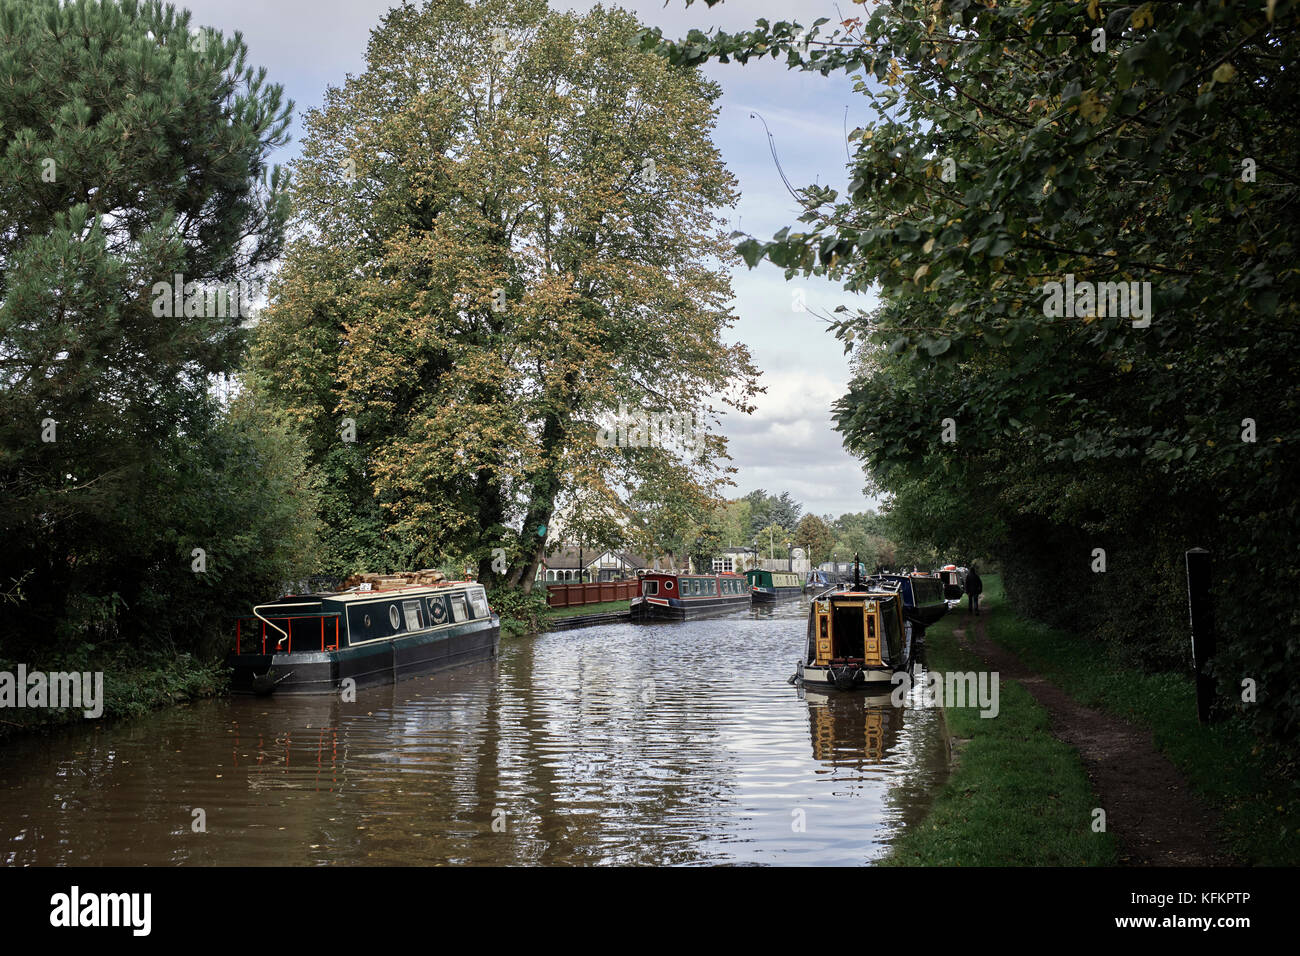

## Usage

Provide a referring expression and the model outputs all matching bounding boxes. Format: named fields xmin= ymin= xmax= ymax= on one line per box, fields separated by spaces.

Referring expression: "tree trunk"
xmin=507 ymin=409 xmax=567 ymax=592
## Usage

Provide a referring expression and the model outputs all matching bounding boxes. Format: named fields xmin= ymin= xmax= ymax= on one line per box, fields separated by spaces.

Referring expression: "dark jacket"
xmin=965 ymin=570 xmax=983 ymax=596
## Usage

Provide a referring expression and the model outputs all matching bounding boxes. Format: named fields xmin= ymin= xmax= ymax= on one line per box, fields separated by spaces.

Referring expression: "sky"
xmin=179 ymin=0 xmax=884 ymax=518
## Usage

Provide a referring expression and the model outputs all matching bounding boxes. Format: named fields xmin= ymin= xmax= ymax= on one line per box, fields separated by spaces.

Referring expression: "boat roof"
xmin=815 ymin=588 xmax=899 ymax=602
xmin=641 ymin=569 xmax=743 ymax=576
xmin=273 ymin=582 xmax=482 ymax=604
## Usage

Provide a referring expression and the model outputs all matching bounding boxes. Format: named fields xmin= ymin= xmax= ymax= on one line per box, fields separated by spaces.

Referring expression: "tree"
xmin=0 ymin=0 xmax=306 ymax=661
xmin=756 ymin=522 xmax=792 ymax=562
xmin=646 ymin=1 xmax=1300 ymax=743
xmin=741 ymin=489 xmax=801 ymax=537
xmin=794 ymin=513 xmax=834 ymax=565
xmin=717 ymin=498 xmax=751 ymax=547
xmin=253 ymin=0 xmax=759 ymax=591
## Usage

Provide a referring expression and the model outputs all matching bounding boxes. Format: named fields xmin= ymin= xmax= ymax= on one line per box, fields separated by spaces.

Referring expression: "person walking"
xmin=965 ymin=565 xmax=983 ymax=615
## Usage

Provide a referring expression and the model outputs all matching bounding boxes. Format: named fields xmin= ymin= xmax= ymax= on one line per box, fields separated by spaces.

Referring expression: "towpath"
xmin=951 ymin=610 xmax=1232 ymax=866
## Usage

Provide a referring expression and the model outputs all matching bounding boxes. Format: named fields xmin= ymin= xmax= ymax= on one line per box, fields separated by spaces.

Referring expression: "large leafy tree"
xmin=254 ymin=0 xmax=758 ymax=589
xmin=647 ymin=1 xmax=1299 ymax=742
xmin=0 ymin=0 xmax=310 ymax=660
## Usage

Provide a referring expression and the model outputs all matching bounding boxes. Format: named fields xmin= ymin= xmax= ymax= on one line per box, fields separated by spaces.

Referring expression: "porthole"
xmin=389 ymin=604 xmax=401 ymax=629
xmin=664 ymin=580 xmax=674 ymax=591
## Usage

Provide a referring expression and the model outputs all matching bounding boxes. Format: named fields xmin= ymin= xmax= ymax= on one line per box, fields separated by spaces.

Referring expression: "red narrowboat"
xmin=630 ymin=570 xmax=751 ymax=620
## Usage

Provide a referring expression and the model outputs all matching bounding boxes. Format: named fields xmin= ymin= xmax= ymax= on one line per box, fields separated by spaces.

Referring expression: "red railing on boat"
xmin=236 ymin=614 xmax=342 ymax=655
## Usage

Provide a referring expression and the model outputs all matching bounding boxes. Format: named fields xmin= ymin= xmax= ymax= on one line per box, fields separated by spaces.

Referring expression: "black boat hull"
xmin=630 ymin=595 xmax=751 ymax=621
xmin=226 ymin=616 xmax=500 ymax=695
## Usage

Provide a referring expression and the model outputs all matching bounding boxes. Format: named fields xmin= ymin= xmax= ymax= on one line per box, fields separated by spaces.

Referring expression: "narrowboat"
xmin=866 ymin=572 xmax=950 ymax=627
xmin=226 ymin=575 xmax=500 ymax=695
xmin=937 ymin=564 xmax=966 ymax=602
xmin=796 ymin=584 xmax=914 ymax=691
xmin=745 ymin=568 xmax=803 ymax=602
xmin=804 ymin=569 xmax=837 ymax=593
xmin=630 ymin=570 xmax=750 ymax=620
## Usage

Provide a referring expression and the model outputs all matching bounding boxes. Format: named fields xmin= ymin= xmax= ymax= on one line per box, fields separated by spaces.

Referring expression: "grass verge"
xmin=542 ymin=599 xmax=632 ymax=620
xmin=980 ymin=576 xmax=1299 ymax=865
xmin=883 ymin=578 xmax=1118 ymax=866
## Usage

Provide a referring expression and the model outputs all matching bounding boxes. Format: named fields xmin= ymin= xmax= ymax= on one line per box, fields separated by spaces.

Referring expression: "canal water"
xmin=0 ymin=600 xmax=949 ymax=866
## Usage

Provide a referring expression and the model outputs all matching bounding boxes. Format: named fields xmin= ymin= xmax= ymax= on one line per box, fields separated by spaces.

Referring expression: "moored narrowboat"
xmin=866 ymin=572 xmax=949 ymax=627
xmin=745 ymin=568 xmax=803 ymax=602
xmin=630 ymin=570 xmax=750 ymax=620
xmin=796 ymin=585 xmax=914 ymax=691
xmin=936 ymin=564 xmax=966 ymax=602
xmin=804 ymin=569 xmax=836 ymax=593
xmin=226 ymin=575 xmax=500 ymax=695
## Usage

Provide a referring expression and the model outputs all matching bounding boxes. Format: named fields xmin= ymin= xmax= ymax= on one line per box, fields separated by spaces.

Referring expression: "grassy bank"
xmin=978 ymin=577 xmax=1300 ymax=865
xmin=0 ymin=650 xmax=227 ymax=741
xmin=542 ymin=599 xmax=632 ymax=620
xmin=884 ymin=576 xmax=1117 ymax=865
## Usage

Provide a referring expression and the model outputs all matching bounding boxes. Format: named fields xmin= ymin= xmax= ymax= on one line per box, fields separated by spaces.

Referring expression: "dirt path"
xmin=951 ymin=608 xmax=1232 ymax=866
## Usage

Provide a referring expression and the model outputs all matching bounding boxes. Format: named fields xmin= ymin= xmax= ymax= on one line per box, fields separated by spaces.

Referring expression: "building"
xmin=711 ymin=546 xmax=810 ymax=575
xmin=536 ymin=547 xmax=648 ymax=583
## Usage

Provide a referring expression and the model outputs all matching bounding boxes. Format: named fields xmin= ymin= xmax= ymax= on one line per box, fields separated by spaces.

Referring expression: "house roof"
xmin=541 ymin=547 xmax=647 ymax=569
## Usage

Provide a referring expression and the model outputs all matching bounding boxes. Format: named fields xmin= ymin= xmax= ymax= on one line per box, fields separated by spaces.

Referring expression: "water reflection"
xmin=0 ymin=600 xmax=948 ymax=866
xmin=803 ymin=688 xmax=903 ymax=767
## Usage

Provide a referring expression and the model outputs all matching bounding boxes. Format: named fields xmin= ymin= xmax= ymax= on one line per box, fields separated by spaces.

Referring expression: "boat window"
xmin=469 ymin=588 xmax=489 ymax=618
xmin=402 ymin=600 xmax=422 ymax=630
xmin=389 ymin=604 xmax=401 ymax=630
xmin=664 ymin=579 xmax=674 ymax=592
xmin=449 ymin=593 xmax=469 ymax=623
xmin=644 ymin=580 xmax=658 ymax=595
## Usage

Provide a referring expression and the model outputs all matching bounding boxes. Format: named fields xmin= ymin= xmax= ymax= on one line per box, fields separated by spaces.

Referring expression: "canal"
xmin=0 ymin=600 xmax=949 ymax=865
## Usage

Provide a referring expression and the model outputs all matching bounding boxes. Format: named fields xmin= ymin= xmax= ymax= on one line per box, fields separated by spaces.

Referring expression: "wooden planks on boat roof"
xmin=339 ymin=570 xmax=448 ymax=591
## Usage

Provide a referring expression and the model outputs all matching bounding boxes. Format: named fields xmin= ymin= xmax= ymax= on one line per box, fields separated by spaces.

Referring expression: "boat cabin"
xmin=807 ymin=591 xmax=908 ymax=672
xmin=234 ymin=583 xmax=492 ymax=655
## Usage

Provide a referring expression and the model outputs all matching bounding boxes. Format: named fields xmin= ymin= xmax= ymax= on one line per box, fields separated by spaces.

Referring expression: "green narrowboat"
xmin=226 ymin=578 xmax=500 ymax=695
xmin=745 ymin=568 xmax=803 ymax=602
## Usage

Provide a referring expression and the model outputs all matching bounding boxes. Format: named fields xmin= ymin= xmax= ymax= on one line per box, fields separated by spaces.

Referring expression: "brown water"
xmin=0 ymin=600 xmax=949 ymax=866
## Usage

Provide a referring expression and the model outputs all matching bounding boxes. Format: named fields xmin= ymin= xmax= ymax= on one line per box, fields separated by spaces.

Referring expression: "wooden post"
xmin=1186 ymin=548 xmax=1216 ymax=724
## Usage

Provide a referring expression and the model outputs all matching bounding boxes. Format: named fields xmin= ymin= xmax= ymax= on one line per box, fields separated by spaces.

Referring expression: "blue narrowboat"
xmin=745 ymin=568 xmax=803 ymax=602
xmin=866 ymin=573 xmax=949 ymax=627
xmin=226 ymin=577 xmax=500 ymax=695
xmin=630 ymin=570 xmax=750 ymax=620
